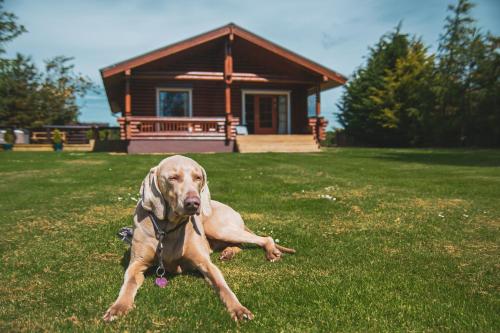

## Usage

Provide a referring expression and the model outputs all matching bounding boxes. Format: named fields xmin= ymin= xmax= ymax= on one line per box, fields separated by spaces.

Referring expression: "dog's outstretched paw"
xmin=102 ymin=302 xmax=132 ymax=322
xmin=219 ymin=248 xmax=235 ymax=261
xmin=229 ymin=305 xmax=254 ymax=322
xmin=265 ymin=247 xmax=282 ymax=262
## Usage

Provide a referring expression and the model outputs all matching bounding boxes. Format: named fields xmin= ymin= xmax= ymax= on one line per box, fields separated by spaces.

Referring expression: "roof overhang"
xmin=100 ymin=23 xmax=347 ymax=87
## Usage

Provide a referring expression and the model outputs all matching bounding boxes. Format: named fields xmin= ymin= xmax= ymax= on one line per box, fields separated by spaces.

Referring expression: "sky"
xmin=4 ymin=0 xmax=500 ymax=128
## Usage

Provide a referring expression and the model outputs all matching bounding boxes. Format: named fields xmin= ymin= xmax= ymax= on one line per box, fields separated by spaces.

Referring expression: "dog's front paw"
xmin=264 ymin=237 xmax=282 ymax=262
xmin=219 ymin=248 xmax=236 ymax=261
xmin=229 ymin=305 xmax=254 ymax=322
xmin=102 ymin=302 xmax=133 ymax=322
xmin=265 ymin=245 xmax=282 ymax=262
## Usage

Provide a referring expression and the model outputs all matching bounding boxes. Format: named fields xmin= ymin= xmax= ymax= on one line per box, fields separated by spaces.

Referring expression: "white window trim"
xmin=156 ymin=87 xmax=193 ymax=117
xmin=241 ymin=89 xmax=291 ymax=134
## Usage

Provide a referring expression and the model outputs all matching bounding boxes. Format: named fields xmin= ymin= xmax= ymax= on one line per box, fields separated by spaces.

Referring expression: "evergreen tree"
xmin=338 ymin=24 xmax=410 ymax=145
xmin=467 ymin=34 xmax=500 ymax=146
xmin=338 ymin=0 xmax=499 ymax=147
xmin=436 ymin=0 xmax=480 ymax=145
xmin=370 ymin=39 xmax=436 ymax=146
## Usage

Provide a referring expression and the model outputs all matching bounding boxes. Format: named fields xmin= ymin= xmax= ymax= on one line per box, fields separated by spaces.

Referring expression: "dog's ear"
xmin=200 ymin=166 xmax=212 ymax=216
xmin=140 ymin=166 xmax=167 ymax=220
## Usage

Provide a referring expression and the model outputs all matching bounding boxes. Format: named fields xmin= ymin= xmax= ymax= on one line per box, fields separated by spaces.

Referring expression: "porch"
xmin=117 ymin=115 xmax=327 ymax=153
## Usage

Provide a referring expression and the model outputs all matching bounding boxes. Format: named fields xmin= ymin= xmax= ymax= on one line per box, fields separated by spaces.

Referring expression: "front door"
xmin=254 ymin=95 xmax=278 ymax=134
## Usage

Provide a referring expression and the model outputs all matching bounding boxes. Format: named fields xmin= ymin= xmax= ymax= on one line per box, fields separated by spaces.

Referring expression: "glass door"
xmin=254 ymin=95 xmax=278 ymax=134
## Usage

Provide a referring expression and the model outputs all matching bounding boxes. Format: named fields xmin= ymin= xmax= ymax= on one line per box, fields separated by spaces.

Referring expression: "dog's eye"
xmin=194 ymin=176 xmax=202 ymax=182
xmin=168 ymin=175 xmax=179 ymax=182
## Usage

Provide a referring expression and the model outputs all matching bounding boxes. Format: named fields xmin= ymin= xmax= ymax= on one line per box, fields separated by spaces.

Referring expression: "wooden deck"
xmin=11 ymin=142 xmax=95 ymax=152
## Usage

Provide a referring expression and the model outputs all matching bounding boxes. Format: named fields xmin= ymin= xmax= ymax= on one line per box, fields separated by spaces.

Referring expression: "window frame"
xmin=156 ymin=87 xmax=193 ymax=117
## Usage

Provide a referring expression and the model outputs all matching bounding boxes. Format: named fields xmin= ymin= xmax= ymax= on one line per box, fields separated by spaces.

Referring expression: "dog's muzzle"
xmin=184 ymin=196 xmax=200 ymax=215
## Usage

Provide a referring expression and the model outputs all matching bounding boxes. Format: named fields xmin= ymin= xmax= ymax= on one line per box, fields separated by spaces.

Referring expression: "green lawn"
xmin=0 ymin=149 xmax=499 ymax=332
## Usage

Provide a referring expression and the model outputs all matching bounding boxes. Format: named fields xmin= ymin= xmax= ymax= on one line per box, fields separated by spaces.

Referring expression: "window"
xmin=157 ymin=88 xmax=192 ymax=117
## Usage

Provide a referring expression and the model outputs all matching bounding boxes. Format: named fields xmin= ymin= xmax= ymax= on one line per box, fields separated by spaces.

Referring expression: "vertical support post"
xmin=315 ymin=86 xmax=321 ymax=117
xmin=124 ymin=69 xmax=132 ymax=139
xmin=225 ymin=84 xmax=232 ymax=142
xmin=315 ymin=86 xmax=321 ymax=143
xmin=224 ymin=34 xmax=233 ymax=143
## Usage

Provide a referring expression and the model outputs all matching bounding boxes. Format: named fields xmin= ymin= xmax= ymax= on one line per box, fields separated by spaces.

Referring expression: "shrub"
xmin=52 ymin=129 xmax=63 ymax=144
xmin=3 ymin=129 xmax=15 ymax=144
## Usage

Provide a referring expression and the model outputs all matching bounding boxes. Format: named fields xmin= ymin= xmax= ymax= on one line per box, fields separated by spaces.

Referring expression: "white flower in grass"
xmin=130 ymin=197 xmax=138 ymax=202
xmin=275 ymin=239 xmax=280 ymax=243
xmin=463 ymin=214 xmax=469 ymax=218
xmin=117 ymin=197 xmax=123 ymax=201
xmin=438 ymin=212 xmax=445 ymax=218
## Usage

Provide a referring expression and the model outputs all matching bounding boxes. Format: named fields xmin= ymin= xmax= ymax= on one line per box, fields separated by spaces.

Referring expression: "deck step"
xmin=236 ymin=135 xmax=319 ymax=153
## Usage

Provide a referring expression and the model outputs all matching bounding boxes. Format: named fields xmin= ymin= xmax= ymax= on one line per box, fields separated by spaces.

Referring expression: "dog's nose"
xmin=184 ymin=196 xmax=200 ymax=212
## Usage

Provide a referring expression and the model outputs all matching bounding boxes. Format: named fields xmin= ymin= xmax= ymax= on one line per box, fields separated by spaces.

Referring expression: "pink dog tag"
xmin=155 ymin=277 xmax=168 ymax=288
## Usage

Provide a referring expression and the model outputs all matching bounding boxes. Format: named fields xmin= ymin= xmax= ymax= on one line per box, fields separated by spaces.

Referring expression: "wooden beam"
xmin=125 ymin=69 xmax=131 ymax=116
xmin=124 ymin=70 xmax=132 ymax=140
xmin=224 ymin=38 xmax=233 ymax=84
xmin=224 ymin=32 xmax=233 ymax=143
xmin=225 ymin=83 xmax=232 ymax=143
xmin=232 ymin=74 xmax=316 ymax=85
xmin=225 ymin=85 xmax=231 ymax=116
xmin=132 ymin=71 xmax=318 ymax=85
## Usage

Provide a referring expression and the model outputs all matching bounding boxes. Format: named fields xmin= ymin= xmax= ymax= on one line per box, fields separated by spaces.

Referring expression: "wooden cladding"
xmin=131 ymin=80 xmax=226 ymax=118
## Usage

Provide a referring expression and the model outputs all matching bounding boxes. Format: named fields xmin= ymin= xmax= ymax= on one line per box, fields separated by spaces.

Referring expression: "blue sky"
xmin=5 ymin=0 xmax=500 ymax=128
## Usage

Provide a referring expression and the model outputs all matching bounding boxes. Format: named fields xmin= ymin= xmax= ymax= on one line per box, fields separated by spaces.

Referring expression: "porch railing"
xmin=308 ymin=116 xmax=328 ymax=146
xmin=118 ymin=116 xmax=239 ymax=141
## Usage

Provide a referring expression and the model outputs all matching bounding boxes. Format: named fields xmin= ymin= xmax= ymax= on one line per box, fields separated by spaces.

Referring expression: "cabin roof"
xmin=100 ymin=23 xmax=347 ymax=85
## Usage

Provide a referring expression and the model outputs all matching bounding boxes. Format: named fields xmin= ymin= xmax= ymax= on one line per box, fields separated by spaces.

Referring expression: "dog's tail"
xmin=244 ymin=226 xmax=296 ymax=254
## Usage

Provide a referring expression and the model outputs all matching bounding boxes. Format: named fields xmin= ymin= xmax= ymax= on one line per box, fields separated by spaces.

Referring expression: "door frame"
xmin=241 ymin=89 xmax=291 ymax=134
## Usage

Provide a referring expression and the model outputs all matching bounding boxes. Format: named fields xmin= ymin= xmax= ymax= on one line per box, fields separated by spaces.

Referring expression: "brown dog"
xmin=103 ymin=155 xmax=295 ymax=322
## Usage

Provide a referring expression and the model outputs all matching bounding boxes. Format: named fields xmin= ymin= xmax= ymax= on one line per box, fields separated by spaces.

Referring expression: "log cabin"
xmin=100 ymin=23 xmax=347 ymax=153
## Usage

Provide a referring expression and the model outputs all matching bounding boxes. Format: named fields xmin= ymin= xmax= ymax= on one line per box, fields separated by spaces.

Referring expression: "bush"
xmin=52 ymin=129 xmax=63 ymax=144
xmin=3 ymin=129 xmax=15 ymax=144
xmin=320 ymin=131 xmax=336 ymax=147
